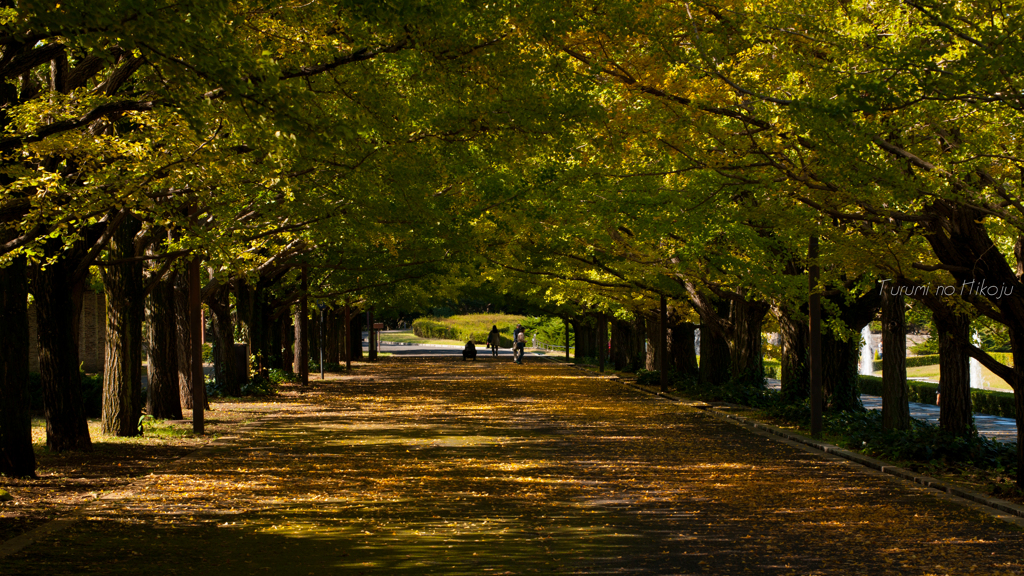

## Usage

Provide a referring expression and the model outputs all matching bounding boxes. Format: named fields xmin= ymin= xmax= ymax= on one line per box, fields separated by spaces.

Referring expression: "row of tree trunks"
xmin=572 ymin=316 xmax=596 ymax=361
xmin=33 ymin=239 xmax=92 ymax=451
xmin=777 ymin=302 xmax=810 ymax=401
xmin=689 ymin=290 xmax=732 ymax=387
xmin=101 ymin=214 xmax=144 ymax=437
xmin=730 ymin=297 xmax=770 ymax=387
xmin=0 ymin=256 xmax=36 ymax=476
xmin=821 ymin=287 xmax=880 ymax=412
xmin=644 ymin=311 xmax=660 ymax=372
xmin=610 ymin=311 xmax=643 ymax=368
xmin=609 ymin=312 xmax=696 ymax=381
xmin=210 ymin=285 xmax=241 ymax=396
xmin=920 ymin=201 xmax=1024 ymax=485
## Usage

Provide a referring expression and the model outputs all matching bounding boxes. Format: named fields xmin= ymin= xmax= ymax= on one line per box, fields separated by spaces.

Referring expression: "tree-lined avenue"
xmin=4 ymin=357 xmax=1023 ymax=575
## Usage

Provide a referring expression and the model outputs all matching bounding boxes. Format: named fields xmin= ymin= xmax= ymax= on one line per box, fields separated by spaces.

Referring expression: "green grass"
xmin=874 ymin=363 xmax=1014 ymax=392
xmin=141 ymin=419 xmax=194 ymax=439
xmin=380 ymin=329 xmax=571 ymax=355
xmin=380 ymin=329 xmax=466 ymax=346
xmin=411 ymin=314 xmax=528 ymax=346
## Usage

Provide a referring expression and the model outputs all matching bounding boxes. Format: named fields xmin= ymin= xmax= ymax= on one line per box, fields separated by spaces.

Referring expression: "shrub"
xmin=639 ymin=368 xmax=773 ymax=407
xmin=826 ymin=410 xmax=1016 ymax=472
xmin=29 ymin=371 xmax=103 ymax=418
xmin=971 ymin=388 xmax=1016 ymax=419
xmin=243 ymin=368 xmax=288 ymax=396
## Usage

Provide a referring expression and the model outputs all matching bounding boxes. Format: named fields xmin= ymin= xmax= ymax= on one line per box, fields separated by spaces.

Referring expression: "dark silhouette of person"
xmin=463 ymin=341 xmax=477 ymax=361
xmin=488 ymin=325 xmax=500 ymax=357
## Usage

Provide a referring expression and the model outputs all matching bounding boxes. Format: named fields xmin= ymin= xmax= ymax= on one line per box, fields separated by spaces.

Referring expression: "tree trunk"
xmin=821 ymin=286 xmax=878 ymax=412
xmin=778 ymin=303 xmax=810 ymax=401
xmin=326 ymin=311 xmax=340 ymax=365
xmin=33 ymin=241 xmax=92 ymax=451
xmin=645 ymin=311 xmax=661 ymax=372
xmin=174 ymin=273 xmax=196 ymax=409
xmin=349 ymin=311 xmax=364 ymax=361
xmin=629 ymin=314 xmax=646 ymax=371
xmin=345 ymin=304 xmax=353 ymax=369
xmin=101 ymin=214 xmax=144 ymax=437
xmin=931 ymin=303 xmax=972 ymax=435
xmin=209 ymin=286 xmax=240 ymax=396
xmin=659 ymin=296 xmax=668 ymax=391
xmin=571 ymin=319 xmax=584 ymax=360
xmin=146 ymin=272 xmax=183 ymax=420
xmin=597 ymin=313 xmax=607 ymax=372
xmin=0 ymin=256 xmax=36 ymax=476
xmin=881 ymin=288 xmax=910 ymax=430
xmin=236 ymin=280 xmax=270 ymax=377
xmin=611 ymin=319 xmax=627 ymax=370
xmin=822 ymin=331 xmax=862 ymax=412
xmin=188 ymin=253 xmax=204 ymax=433
xmin=257 ymin=289 xmax=273 ymax=376
xmin=294 ymin=288 xmax=308 ymax=385
xmin=691 ymin=291 xmax=731 ymax=386
xmin=311 ymin=309 xmax=322 ymax=367
xmin=729 ymin=297 xmax=768 ymax=387
xmin=282 ymin=310 xmax=294 ymax=371
xmin=670 ymin=321 xmax=699 ymax=382
xmin=267 ymin=315 xmax=282 ymax=370
xmin=699 ymin=324 xmax=731 ymax=386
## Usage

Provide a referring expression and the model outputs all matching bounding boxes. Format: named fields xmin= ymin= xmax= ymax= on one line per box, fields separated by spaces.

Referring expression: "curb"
xmin=610 ymin=376 xmax=1024 ymax=528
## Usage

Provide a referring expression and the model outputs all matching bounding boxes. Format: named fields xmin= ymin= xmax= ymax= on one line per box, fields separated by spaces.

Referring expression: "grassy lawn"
xmin=380 ymin=330 xmax=575 ymax=356
xmin=378 ymin=329 xmax=465 ymax=346
xmin=874 ymin=364 xmax=1014 ymax=392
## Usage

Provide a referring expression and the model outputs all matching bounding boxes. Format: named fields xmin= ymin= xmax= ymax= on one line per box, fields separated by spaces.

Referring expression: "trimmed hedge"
xmin=858 ymin=375 xmax=1016 ymax=419
xmin=872 ymin=352 xmax=1015 ymax=372
xmin=872 ymin=354 xmax=940 ymax=372
xmin=972 ymin=388 xmax=1017 ymax=420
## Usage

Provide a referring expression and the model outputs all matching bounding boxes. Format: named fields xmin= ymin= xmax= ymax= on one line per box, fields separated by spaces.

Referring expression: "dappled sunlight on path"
xmin=5 ymin=357 xmax=1024 ymax=574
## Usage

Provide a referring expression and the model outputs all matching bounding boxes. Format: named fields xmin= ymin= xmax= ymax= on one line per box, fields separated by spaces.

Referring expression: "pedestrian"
xmin=488 ymin=325 xmax=500 ymax=358
xmin=936 ymin=381 xmax=941 ymax=406
xmin=462 ymin=340 xmax=477 ymax=361
xmin=514 ymin=324 xmax=526 ymax=364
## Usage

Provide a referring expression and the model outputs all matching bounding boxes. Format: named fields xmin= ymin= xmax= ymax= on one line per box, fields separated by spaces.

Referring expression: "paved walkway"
xmin=5 ymin=357 xmax=1024 ymax=574
xmin=763 ymin=379 xmax=1018 ymax=444
xmin=859 ymin=395 xmax=1018 ymax=443
xmin=389 ymin=345 xmax=1019 ymax=444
